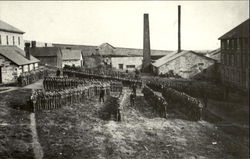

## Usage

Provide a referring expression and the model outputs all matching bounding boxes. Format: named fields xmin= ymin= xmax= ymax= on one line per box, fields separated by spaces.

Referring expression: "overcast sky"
xmin=0 ymin=1 xmax=248 ymax=50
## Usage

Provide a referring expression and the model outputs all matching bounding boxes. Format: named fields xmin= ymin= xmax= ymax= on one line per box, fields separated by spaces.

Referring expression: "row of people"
xmin=142 ymin=86 xmax=168 ymax=118
xmin=30 ymin=83 xmax=111 ymax=111
xmin=43 ymin=76 xmax=122 ymax=93
xmin=63 ymin=67 xmax=142 ymax=88
xmin=161 ymin=86 xmax=203 ymax=121
xmin=17 ymin=69 xmax=48 ymax=87
xmin=145 ymin=78 xmax=224 ymax=101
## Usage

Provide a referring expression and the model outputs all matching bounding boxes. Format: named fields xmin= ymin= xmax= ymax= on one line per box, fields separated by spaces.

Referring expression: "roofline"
xmin=0 ymin=29 xmax=25 ymax=34
xmin=218 ymin=19 xmax=249 ymax=40
xmin=153 ymin=50 xmax=216 ymax=68
xmin=0 ymin=53 xmax=38 ymax=66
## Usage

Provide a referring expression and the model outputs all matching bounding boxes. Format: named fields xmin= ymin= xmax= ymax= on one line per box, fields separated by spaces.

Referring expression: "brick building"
xmin=219 ymin=19 xmax=249 ymax=91
xmin=0 ymin=20 xmax=25 ymax=51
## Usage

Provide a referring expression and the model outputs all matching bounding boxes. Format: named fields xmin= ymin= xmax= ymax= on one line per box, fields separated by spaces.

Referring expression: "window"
xmin=119 ymin=64 xmax=123 ymax=70
xmin=13 ymin=36 xmax=15 ymax=45
xmin=221 ymin=54 xmax=224 ymax=64
xmin=18 ymin=37 xmax=20 ymax=45
xmin=234 ymin=39 xmax=237 ymax=50
xmin=198 ymin=63 xmax=204 ymax=66
xmin=126 ymin=65 xmax=135 ymax=68
xmin=243 ymin=38 xmax=249 ymax=49
xmin=221 ymin=40 xmax=225 ymax=50
xmin=6 ymin=35 xmax=9 ymax=45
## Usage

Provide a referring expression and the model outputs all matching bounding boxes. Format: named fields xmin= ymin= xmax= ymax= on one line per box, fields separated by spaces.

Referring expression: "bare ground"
xmin=35 ymin=88 xmax=249 ymax=159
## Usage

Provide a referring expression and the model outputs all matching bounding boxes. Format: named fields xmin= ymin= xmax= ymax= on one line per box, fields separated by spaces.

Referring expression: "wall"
xmin=220 ymin=37 xmax=249 ymax=90
xmin=111 ymin=56 xmax=143 ymax=71
xmin=36 ymin=56 xmax=58 ymax=68
xmin=157 ymin=52 xmax=215 ymax=79
xmin=0 ymin=31 xmax=24 ymax=51
xmin=0 ymin=55 xmax=19 ymax=83
xmin=62 ymin=60 xmax=81 ymax=67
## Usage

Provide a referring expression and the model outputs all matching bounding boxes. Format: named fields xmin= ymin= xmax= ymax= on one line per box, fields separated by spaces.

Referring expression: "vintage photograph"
xmin=0 ymin=1 xmax=249 ymax=159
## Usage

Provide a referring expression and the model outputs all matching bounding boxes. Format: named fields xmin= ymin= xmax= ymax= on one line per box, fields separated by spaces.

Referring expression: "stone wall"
xmin=157 ymin=52 xmax=215 ymax=79
xmin=0 ymin=55 xmax=20 ymax=83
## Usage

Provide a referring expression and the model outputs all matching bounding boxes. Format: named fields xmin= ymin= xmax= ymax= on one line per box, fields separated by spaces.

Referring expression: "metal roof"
xmin=0 ymin=20 xmax=25 ymax=34
xmin=0 ymin=46 xmax=39 ymax=66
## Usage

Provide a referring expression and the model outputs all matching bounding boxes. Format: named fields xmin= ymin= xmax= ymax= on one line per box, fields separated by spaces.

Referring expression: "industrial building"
xmin=219 ymin=19 xmax=249 ymax=91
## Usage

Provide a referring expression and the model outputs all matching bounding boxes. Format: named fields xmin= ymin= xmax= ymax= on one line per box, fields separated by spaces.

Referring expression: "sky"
xmin=0 ymin=1 xmax=249 ymax=50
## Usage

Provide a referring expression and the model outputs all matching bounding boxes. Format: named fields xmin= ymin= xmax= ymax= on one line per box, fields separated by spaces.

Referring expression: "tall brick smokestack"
xmin=178 ymin=5 xmax=181 ymax=53
xmin=142 ymin=13 xmax=151 ymax=72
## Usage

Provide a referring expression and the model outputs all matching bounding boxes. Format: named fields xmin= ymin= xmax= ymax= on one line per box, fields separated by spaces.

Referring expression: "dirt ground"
xmin=0 ymin=89 xmax=34 ymax=159
xmin=35 ymin=88 xmax=249 ymax=159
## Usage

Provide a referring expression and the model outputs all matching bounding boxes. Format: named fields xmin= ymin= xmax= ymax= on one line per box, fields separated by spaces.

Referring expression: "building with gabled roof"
xmin=30 ymin=47 xmax=62 ymax=68
xmin=152 ymin=50 xmax=217 ymax=79
xmin=0 ymin=20 xmax=25 ymax=50
xmin=61 ymin=49 xmax=83 ymax=67
xmin=0 ymin=45 xmax=39 ymax=84
xmin=219 ymin=19 xmax=249 ymax=91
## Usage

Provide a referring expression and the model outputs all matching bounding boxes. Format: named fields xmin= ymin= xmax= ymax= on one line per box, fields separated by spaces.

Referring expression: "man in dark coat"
xmin=99 ymin=86 xmax=105 ymax=103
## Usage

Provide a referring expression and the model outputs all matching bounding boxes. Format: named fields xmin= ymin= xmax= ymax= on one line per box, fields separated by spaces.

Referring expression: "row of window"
xmin=0 ymin=35 xmax=21 ymax=46
xmin=221 ymin=38 xmax=249 ymax=50
xmin=118 ymin=64 xmax=136 ymax=69
xmin=221 ymin=54 xmax=247 ymax=68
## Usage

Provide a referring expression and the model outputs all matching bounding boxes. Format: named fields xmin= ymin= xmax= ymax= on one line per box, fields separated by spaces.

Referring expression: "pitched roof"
xmin=30 ymin=47 xmax=61 ymax=57
xmin=61 ymin=49 xmax=82 ymax=60
xmin=53 ymin=43 xmax=97 ymax=56
xmin=53 ymin=43 xmax=172 ymax=57
xmin=113 ymin=47 xmax=171 ymax=57
xmin=0 ymin=46 xmax=39 ymax=66
xmin=219 ymin=19 xmax=249 ymax=39
xmin=0 ymin=20 xmax=25 ymax=34
xmin=152 ymin=50 xmax=216 ymax=68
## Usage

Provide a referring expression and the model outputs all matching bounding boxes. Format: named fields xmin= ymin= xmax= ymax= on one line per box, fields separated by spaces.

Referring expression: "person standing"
xmin=130 ymin=93 xmax=135 ymax=107
xmin=99 ymin=86 xmax=105 ymax=103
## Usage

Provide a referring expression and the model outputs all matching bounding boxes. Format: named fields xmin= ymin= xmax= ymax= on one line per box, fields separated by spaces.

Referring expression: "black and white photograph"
xmin=0 ymin=1 xmax=249 ymax=159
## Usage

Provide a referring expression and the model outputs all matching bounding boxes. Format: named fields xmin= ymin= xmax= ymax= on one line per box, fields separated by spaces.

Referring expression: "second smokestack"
xmin=178 ymin=5 xmax=181 ymax=53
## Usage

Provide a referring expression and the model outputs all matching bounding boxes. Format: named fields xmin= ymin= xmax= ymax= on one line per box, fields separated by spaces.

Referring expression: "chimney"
xmin=24 ymin=43 xmax=31 ymax=60
xmin=178 ymin=5 xmax=181 ymax=53
xmin=142 ymin=13 xmax=151 ymax=72
xmin=31 ymin=41 xmax=36 ymax=48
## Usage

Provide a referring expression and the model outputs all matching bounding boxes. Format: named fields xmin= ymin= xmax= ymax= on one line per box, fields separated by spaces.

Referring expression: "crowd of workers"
xmin=17 ymin=68 xmax=49 ymax=87
xmin=142 ymin=85 xmax=168 ymax=118
xmin=161 ymin=86 xmax=203 ymax=121
xmin=63 ymin=66 xmax=142 ymax=88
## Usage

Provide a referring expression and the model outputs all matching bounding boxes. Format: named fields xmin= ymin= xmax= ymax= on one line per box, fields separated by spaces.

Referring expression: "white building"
xmin=0 ymin=20 xmax=25 ymax=51
xmin=111 ymin=56 xmax=143 ymax=71
xmin=61 ymin=49 xmax=83 ymax=67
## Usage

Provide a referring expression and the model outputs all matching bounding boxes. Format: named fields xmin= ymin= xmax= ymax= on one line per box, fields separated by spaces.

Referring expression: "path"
xmin=0 ymin=79 xmax=44 ymax=94
xmin=30 ymin=113 xmax=44 ymax=159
